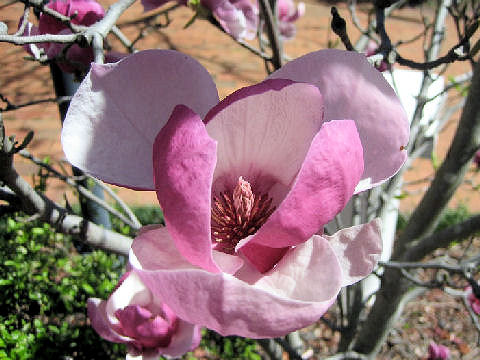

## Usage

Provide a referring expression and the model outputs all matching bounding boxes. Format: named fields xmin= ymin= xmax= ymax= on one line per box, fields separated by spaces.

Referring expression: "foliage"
xmin=131 ymin=206 xmax=164 ymax=226
xmin=199 ymin=330 xmax=262 ymax=360
xmin=0 ymin=215 xmax=125 ymax=360
xmin=0 ymin=211 xmax=262 ymax=359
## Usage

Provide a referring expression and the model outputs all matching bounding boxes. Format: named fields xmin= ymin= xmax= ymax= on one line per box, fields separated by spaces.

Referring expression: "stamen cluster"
xmin=211 ymin=177 xmax=275 ymax=254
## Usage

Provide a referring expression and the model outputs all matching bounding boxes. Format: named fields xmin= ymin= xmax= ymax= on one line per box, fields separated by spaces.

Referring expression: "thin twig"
xmin=86 ymin=174 xmax=142 ymax=228
xmin=111 ymin=25 xmax=135 ymax=53
xmin=257 ymin=0 xmax=283 ymax=70
xmin=19 ymin=150 xmax=141 ymax=230
xmin=0 ymin=32 xmax=78 ymax=45
xmin=0 ymin=94 xmax=71 ymax=112
xmin=0 ymin=128 xmax=132 ymax=256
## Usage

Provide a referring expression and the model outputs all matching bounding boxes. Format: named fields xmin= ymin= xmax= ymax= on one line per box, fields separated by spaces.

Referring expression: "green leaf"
xmin=81 ymin=283 xmax=95 ymax=295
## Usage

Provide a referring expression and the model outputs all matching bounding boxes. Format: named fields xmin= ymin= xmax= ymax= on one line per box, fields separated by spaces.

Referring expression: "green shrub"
xmin=0 ymin=216 xmax=125 ymax=359
xmin=0 ymin=211 xmax=261 ymax=359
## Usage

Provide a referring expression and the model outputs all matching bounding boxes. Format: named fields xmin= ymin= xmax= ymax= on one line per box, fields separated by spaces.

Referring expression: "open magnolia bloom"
xmin=88 ymin=271 xmax=201 ymax=359
xmin=21 ymin=0 xmax=105 ymax=73
xmin=62 ymin=49 xmax=409 ymax=337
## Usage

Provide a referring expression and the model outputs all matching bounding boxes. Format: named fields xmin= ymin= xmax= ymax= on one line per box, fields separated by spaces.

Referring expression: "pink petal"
xmin=130 ymin=225 xmax=203 ymax=271
xmin=253 ymin=235 xmax=342 ymax=300
xmin=238 ymin=241 xmax=288 ymax=273
xmin=205 ymin=79 xmax=324 ymax=203
xmin=467 ymin=288 xmax=480 ymax=315
xmin=62 ymin=50 xmax=219 ymax=189
xmin=132 ymin=235 xmax=342 ymax=338
xmin=39 ymin=0 xmax=105 ymax=35
xmin=87 ymin=298 xmax=131 ymax=344
xmin=115 ymin=306 xmax=172 ymax=347
xmin=46 ymin=28 xmax=94 ymax=73
xmin=132 ymin=225 xmax=243 ymax=275
xmin=142 ymin=0 xmax=185 ymax=12
xmin=19 ymin=21 xmax=45 ymax=59
xmin=212 ymin=250 xmax=244 ymax=274
xmin=212 ymin=0 xmax=258 ymax=40
xmin=153 ymin=105 xmax=219 ymax=273
xmin=159 ymin=321 xmax=202 ymax=357
xmin=269 ymin=49 xmax=409 ymax=192
xmin=323 ymin=219 xmax=382 ymax=286
xmin=249 ymin=120 xmax=363 ymax=249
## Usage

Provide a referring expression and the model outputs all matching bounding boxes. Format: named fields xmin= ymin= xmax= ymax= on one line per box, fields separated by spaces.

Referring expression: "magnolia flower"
xmin=276 ymin=0 xmax=305 ymax=40
xmin=38 ymin=0 xmax=105 ymax=34
xmin=427 ymin=341 xmax=450 ymax=360
xmin=62 ymin=49 xmax=409 ymax=337
xmin=142 ymin=0 xmax=258 ymax=40
xmin=21 ymin=0 xmax=122 ymax=73
xmin=88 ymin=271 xmax=201 ymax=359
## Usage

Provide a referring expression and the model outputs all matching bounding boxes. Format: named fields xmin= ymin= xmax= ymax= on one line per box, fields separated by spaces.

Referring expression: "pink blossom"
xmin=365 ymin=41 xmax=390 ymax=72
xmin=466 ymin=285 xmax=480 ymax=314
xmin=276 ymin=0 xmax=304 ymax=40
xmin=62 ymin=49 xmax=409 ymax=337
xmin=38 ymin=0 xmax=105 ymax=34
xmin=427 ymin=341 xmax=450 ymax=360
xmin=20 ymin=0 xmax=123 ymax=73
xmin=88 ymin=271 xmax=201 ymax=359
xmin=141 ymin=0 xmax=258 ymax=40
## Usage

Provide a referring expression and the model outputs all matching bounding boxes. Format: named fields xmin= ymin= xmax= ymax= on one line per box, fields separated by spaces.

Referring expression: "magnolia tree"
xmin=0 ymin=0 xmax=479 ymax=358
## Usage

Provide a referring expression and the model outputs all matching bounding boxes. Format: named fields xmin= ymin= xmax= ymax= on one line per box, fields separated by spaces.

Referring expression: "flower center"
xmin=211 ymin=177 xmax=275 ymax=254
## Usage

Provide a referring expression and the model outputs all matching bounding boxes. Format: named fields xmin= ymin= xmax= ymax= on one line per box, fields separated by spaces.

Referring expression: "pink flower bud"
xmin=277 ymin=0 xmax=305 ymax=40
xmin=88 ymin=272 xmax=201 ymax=359
xmin=20 ymin=0 xmax=125 ymax=73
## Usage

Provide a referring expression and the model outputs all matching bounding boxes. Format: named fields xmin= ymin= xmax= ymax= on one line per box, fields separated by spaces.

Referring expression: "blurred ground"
xmin=1 ymin=0 xmax=479 ymax=212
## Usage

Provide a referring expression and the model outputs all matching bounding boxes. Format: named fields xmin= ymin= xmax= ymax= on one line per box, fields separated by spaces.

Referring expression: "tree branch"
xmin=0 ymin=122 xmax=132 ymax=256
xmin=257 ymin=0 xmax=283 ymax=70
xmin=404 ymin=214 xmax=480 ymax=261
xmin=19 ymin=149 xmax=141 ymax=231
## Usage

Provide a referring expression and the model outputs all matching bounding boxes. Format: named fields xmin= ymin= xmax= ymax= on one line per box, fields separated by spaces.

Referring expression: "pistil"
xmin=211 ymin=177 xmax=275 ymax=254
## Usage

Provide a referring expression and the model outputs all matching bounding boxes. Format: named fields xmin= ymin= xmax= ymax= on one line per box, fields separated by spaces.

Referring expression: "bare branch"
xmin=92 ymin=31 xmax=104 ymax=64
xmin=0 ymin=32 xmax=78 ymax=45
xmin=19 ymin=149 xmax=141 ymax=231
xmin=20 ymin=0 xmax=86 ymax=33
xmin=0 ymin=153 xmax=132 ymax=256
xmin=82 ymin=0 xmax=137 ymax=41
xmin=0 ymin=93 xmax=71 ymax=112
xmin=331 ymin=7 xmax=354 ymax=51
xmin=14 ymin=5 xmax=30 ymax=36
xmin=257 ymin=0 xmax=283 ymax=70
xmin=111 ymin=25 xmax=135 ymax=53
xmin=86 ymin=174 xmax=142 ymax=229
xmin=404 ymin=214 xmax=480 ymax=261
